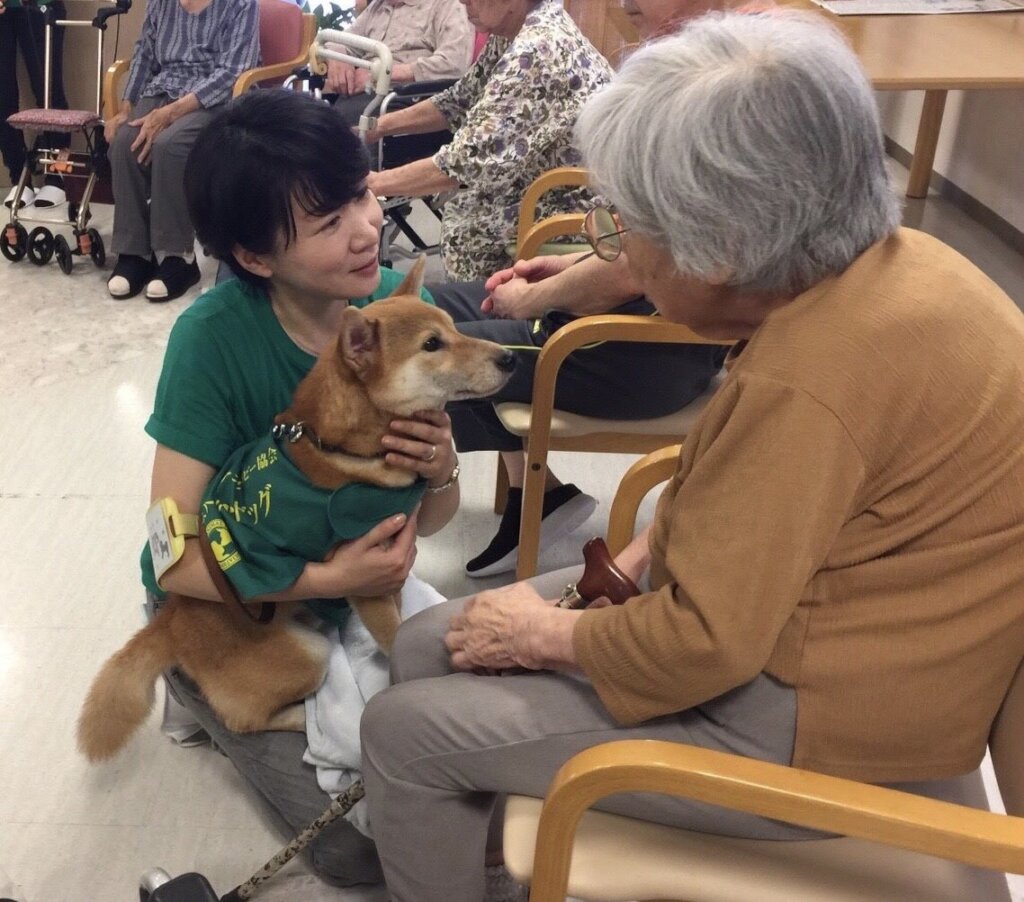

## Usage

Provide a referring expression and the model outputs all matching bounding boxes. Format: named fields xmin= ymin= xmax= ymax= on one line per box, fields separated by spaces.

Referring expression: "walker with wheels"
xmin=1 ymin=0 xmax=130 ymax=273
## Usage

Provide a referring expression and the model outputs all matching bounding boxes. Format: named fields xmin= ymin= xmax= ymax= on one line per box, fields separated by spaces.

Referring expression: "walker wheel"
xmin=1 ymin=222 xmax=28 ymax=262
xmin=87 ymin=228 xmax=105 ymax=267
xmin=53 ymin=234 xmax=74 ymax=274
xmin=27 ymin=226 xmax=55 ymax=266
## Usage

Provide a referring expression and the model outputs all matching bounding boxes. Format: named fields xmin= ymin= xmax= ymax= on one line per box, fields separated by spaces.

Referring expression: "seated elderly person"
xmin=105 ymin=0 xmax=259 ymax=302
xmin=359 ymin=11 xmax=1024 ymax=901
xmin=429 ymin=0 xmax=732 ymax=578
xmin=364 ymin=0 xmax=612 ymax=281
xmin=325 ymin=0 xmax=475 ymax=126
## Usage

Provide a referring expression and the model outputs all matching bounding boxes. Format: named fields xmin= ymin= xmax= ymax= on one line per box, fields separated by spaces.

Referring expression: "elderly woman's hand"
xmin=482 ymin=255 xmax=581 ymax=319
xmin=326 ymin=59 xmax=369 ymax=96
xmin=130 ymin=106 xmax=178 ymax=165
xmin=445 ymin=582 xmax=582 ymax=672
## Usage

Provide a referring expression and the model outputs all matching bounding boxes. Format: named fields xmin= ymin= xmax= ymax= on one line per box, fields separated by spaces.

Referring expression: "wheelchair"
xmin=304 ymin=29 xmax=456 ymax=268
xmin=1 ymin=0 xmax=130 ymax=274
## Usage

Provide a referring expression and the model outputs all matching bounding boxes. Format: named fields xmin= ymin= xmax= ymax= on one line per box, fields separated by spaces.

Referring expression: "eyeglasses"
xmin=580 ymin=205 xmax=630 ymax=263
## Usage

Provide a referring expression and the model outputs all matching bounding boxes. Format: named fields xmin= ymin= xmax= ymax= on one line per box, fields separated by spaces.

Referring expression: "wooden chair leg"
xmin=494 ymin=453 xmax=510 ymax=514
xmin=516 ymin=443 xmax=548 ymax=580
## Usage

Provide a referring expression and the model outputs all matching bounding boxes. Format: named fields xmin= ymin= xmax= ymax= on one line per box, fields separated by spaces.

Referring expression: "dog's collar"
xmin=272 ymin=421 xmax=386 ymax=459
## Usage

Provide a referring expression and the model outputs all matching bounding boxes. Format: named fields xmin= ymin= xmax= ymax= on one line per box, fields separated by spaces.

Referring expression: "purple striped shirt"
xmin=123 ymin=0 xmax=260 ymax=109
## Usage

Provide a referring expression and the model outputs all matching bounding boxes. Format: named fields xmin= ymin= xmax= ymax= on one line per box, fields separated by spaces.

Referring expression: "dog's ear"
xmin=390 ymin=255 xmax=427 ymax=298
xmin=339 ymin=305 xmax=380 ymax=376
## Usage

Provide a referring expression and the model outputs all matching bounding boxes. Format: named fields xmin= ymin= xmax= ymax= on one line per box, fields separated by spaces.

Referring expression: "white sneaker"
xmin=3 ymin=186 xmax=35 ymax=209
xmin=33 ymin=184 xmax=66 ymax=208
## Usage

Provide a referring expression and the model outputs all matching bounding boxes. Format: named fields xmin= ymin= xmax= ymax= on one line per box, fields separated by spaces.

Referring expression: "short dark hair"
xmin=185 ymin=90 xmax=371 ymax=287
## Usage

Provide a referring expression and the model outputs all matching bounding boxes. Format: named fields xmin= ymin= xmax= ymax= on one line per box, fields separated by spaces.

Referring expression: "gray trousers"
xmin=109 ymin=94 xmax=219 ymax=257
xmin=360 ymin=566 xmax=815 ymax=902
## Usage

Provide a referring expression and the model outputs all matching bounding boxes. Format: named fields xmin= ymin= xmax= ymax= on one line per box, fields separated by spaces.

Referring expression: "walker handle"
xmin=93 ymin=0 xmax=131 ymax=31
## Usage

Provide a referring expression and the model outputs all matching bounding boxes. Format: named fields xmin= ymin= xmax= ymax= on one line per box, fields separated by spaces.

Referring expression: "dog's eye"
xmin=422 ymin=335 xmax=444 ymax=352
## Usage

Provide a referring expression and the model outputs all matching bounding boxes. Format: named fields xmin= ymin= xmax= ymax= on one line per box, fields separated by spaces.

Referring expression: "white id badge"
xmin=147 ymin=498 xmax=187 ymax=588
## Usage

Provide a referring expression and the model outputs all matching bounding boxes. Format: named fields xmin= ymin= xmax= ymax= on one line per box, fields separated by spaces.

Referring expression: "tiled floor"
xmin=0 ymin=170 xmax=1022 ymax=901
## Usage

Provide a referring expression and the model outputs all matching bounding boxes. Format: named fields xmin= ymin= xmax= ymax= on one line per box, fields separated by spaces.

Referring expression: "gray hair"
xmin=575 ymin=11 xmax=901 ymax=296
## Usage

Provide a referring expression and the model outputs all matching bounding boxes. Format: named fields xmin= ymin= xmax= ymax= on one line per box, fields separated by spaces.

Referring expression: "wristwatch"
xmin=425 ymin=461 xmax=460 ymax=493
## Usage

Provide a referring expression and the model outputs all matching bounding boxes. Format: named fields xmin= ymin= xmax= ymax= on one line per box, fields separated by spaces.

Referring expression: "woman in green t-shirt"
xmin=144 ymin=90 xmax=461 ymax=886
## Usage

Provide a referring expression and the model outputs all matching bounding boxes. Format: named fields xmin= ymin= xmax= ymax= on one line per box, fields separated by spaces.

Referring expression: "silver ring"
xmin=424 ymin=445 xmax=437 ymax=462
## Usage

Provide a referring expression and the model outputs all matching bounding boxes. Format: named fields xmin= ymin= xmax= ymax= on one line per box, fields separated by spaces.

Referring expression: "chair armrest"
xmin=103 ymin=59 xmax=130 ymax=120
xmin=529 ymin=739 xmax=1024 ymax=901
xmin=516 ymin=213 xmax=586 ymax=262
xmin=525 ymin=315 xmax=724 ymax=478
xmin=516 ymin=166 xmax=590 ymax=253
xmin=605 ymin=444 xmax=681 ymax=557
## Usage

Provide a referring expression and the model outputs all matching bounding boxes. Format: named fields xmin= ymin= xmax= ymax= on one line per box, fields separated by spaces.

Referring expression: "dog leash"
xmin=220 ymin=780 xmax=366 ymax=901
xmin=197 ymin=520 xmax=276 ymax=625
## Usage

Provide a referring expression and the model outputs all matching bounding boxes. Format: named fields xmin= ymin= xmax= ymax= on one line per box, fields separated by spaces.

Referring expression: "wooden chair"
xmin=502 ymin=445 xmax=1022 ymax=902
xmin=102 ymin=0 xmax=317 ymax=117
xmin=494 ymin=167 xmax=728 ymax=580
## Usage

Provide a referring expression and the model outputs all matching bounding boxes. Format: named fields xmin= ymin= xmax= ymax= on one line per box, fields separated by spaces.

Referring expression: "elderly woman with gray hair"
xmin=360 ymin=12 xmax=1024 ymax=901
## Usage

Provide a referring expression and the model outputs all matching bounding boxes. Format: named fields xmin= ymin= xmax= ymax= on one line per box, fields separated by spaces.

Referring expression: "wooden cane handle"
xmin=567 ymin=537 xmax=639 ymax=607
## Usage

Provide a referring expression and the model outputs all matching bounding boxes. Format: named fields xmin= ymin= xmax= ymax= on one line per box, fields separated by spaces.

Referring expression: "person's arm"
xmin=446 ymin=378 xmax=866 ymax=703
xmin=483 ymin=251 xmax=643 ymax=320
xmin=152 ymin=445 xmax=421 ymax=602
xmin=409 ymin=1 xmax=474 ymax=83
xmin=614 ymin=525 xmax=652 ymax=586
xmin=574 ymin=377 xmax=866 ymax=724
xmin=120 ymin=2 xmax=159 ymax=108
xmin=187 ymin=0 xmax=260 ymax=108
xmin=362 ymin=97 xmax=451 ymax=144
xmin=326 ymin=8 xmax=372 ymax=94
xmin=367 ymin=156 xmax=458 ymax=199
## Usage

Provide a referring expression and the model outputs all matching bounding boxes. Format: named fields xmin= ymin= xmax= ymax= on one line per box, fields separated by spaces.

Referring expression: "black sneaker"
xmin=465 ymin=483 xmax=597 ymax=578
xmin=146 ymin=255 xmax=201 ymax=303
xmin=108 ymin=253 xmax=157 ymax=299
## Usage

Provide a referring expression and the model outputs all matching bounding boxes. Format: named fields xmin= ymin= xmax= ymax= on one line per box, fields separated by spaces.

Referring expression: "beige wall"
xmin=877 ymin=90 xmax=1024 ymax=234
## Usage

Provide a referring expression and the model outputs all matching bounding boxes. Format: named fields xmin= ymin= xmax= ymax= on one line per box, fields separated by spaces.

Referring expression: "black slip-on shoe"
xmin=146 ymin=256 xmax=201 ymax=303
xmin=108 ymin=253 xmax=157 ymax=300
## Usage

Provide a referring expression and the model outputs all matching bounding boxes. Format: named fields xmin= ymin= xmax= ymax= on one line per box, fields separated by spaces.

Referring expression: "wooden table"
xmin=793 ymin=1 xmax=1024 ymax=197
xmin=603 ymin=0 xmax=1024 ymax=198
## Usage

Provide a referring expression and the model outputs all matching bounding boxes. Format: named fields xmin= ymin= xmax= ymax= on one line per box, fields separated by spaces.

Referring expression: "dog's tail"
xmin=76 ymin=614 xmax=177 ymax=762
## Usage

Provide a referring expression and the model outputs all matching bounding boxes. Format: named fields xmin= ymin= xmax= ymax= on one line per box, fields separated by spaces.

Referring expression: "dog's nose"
xmin=495 ymin=350 xmax=517 ymax=373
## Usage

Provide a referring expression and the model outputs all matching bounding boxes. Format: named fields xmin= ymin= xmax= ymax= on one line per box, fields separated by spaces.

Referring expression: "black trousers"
xmin=430 ymin=280 xmax=728 ymax=452
xmin=0 ymin=2 xmax=69 ymax=184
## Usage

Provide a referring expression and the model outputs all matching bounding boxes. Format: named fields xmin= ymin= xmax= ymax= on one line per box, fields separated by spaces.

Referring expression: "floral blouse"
xmin=431 ymin=0 xmax=612 ymax=281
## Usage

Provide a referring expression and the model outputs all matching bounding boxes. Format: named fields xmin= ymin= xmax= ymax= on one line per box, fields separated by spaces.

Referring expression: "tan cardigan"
xmin=573 ymin=228 xmax=1024 ymax=782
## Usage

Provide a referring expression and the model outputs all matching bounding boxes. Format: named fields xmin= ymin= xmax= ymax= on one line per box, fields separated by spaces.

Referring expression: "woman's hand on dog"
xmin=382 ymin=410 xmax=457 ymax=488
xmin=308 ymin=511 xmax=419 ymax=598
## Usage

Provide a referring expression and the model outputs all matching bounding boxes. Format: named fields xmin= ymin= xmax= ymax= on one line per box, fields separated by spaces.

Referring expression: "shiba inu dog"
xmin=77 ymin=261 xmax=515 ymax=761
